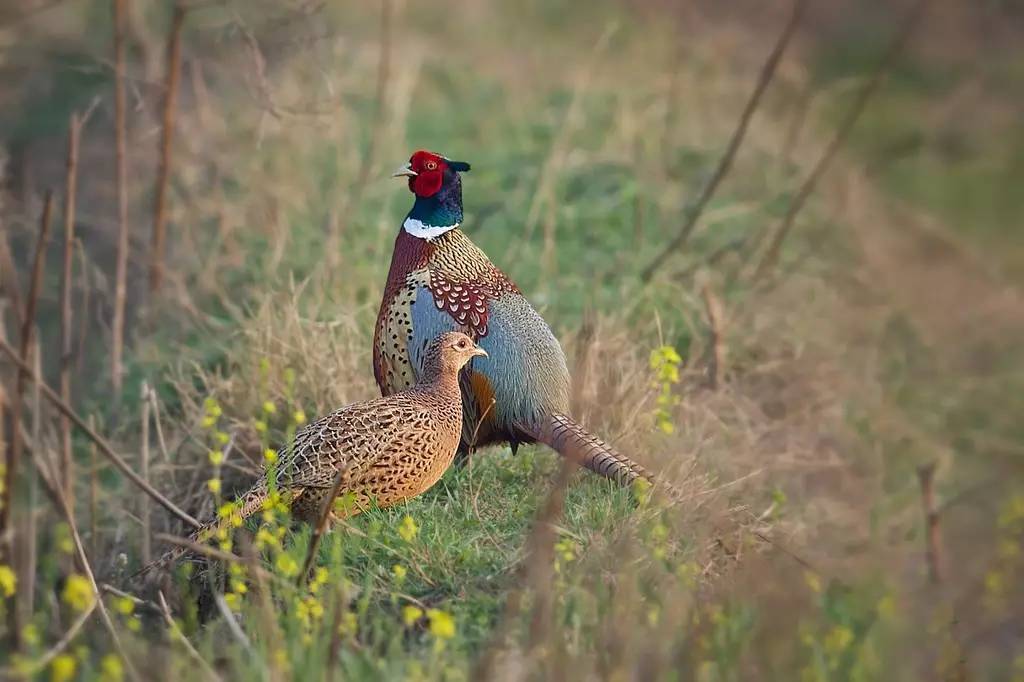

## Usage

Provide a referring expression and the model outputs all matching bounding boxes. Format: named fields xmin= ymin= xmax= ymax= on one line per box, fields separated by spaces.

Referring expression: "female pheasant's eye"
xmin=425 ymin=160 xmax=438 ymax=170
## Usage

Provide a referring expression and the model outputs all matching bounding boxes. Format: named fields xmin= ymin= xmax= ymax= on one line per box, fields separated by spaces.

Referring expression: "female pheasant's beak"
xmin=392 ymin=162 xmax=417 ymax=178
xmin=471 ymin=347 xmax=488 ymax=358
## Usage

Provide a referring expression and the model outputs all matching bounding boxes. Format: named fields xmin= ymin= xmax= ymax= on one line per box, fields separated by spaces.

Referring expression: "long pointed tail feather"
xmin=531 ymin=413 xmax=655 ymax=487
xmin=132 ymin=482 xmax=272 ymax=581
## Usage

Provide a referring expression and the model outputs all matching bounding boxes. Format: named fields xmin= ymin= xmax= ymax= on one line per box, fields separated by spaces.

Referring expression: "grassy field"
xmin=1 ymin=0 xmax=1022 ymax=679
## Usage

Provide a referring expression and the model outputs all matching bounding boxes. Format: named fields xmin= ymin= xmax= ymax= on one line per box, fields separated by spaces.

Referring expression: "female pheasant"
xmin=141 ymin=332 xmax=485 ymax=574
xmin=374 ymin=150 xmax=653 ymax=486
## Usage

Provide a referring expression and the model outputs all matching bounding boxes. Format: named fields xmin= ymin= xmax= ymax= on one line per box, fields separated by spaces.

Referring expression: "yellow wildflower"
xmin=398 ymin=515 xmax=419 ymax=543
xmin=824 ymin=625 xmax=854 ymax=655
xmin=276 ymin=554 xmax=299 ymax=578
xmin=0 ymin=564 xmax=16 ymax=597
xmin=99 ymin=654 xmax=124 ymax=682
xmin=201 ymin=415 xmax=217 ymax=428
xmin=263 ymin=401 xmax=276 ymax=415
xmin=231 ymin=579 xmax=248 ymax=595
xmin=224 ymin=592 xmax=241 ymax=611
xmin=208 ymin=449 xmax=224 ymax=466
xmin=402 ymin=604 xmax=423 ymax=626
xmin=214 ymin=431 xmax=230 ymax=445
xmin=254 ymin=420 xmax=267 ymax=434
xmin=62 ymin=573 xmax=94 ymax=612
xmin=427 ymin=609 xmax=455 ymax=639
xmin=264 ymin=448 xmax=278 ymax=464
xmin=55 ymin=523 xmax=74 ymax=554
xmin=207 ymin=478 xmax=221 ymax=494
xmin=51 ymin=654 xmax=76 ymax=682
xmin=293 ymin=409 xmax=307 ymax=425
xmin=23 ymin=623 xmax=40 ymax=646
xmin=114 ymin=596 xmax=134 ymax=616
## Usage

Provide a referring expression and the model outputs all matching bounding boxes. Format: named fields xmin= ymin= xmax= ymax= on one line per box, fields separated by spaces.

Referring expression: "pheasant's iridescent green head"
xmin=393 ymin=150 xmax=471 ymax=198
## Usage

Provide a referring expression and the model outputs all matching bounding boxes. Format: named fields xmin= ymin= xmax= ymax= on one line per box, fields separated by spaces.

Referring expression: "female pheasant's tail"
xmin=132 ymin=482 xmax=271 ymax=581
xmin=527 ymin=413 xmax=656 ymax=487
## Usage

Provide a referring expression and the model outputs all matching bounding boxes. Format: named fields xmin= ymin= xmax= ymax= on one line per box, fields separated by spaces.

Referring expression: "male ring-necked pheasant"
xmin=374 ymin=150 xmax=653 ymax=486
xmin=141 ymin=331 xmax=485 ymax=574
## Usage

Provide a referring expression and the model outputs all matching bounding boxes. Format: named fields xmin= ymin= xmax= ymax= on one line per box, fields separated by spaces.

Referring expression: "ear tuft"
xmin=448 ymin=160 xmax=471 ymax=172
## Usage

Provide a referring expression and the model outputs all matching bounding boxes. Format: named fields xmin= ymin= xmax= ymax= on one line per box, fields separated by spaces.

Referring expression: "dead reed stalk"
xmin=917 ymin=463 xmax=943 ymax=584
xmin=1 ymin=191 xmax=53 ymax=541
xmin=111 ymin=0 xmax=130 ymax=401
xmin=640 ymin=0 xmax=807 ymax=282
xmin=298 ymin=468 xmax=347 ymax=586
xmin=0 ymin=336 xmax=201 ymax=528
xmin=140 ymin=382 xmax=152 ymax=565
xmin=701 ymin=282 xmax=725 ymax=389
xmin=60 ymin=112 xmax=83 ymax=509
xmin=754 ymin=0 xmax=933 ymax=278
xmin=149 ymin=4 xmax=186 ymax=294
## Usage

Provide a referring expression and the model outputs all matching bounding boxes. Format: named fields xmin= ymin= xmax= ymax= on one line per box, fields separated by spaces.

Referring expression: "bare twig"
xmin=0 ymin=336 xmax=201 ymax=528
xmin=2 ymin=191 xmax=53 ymax=540
xmin=140 ymin=382 xmax=152 ymax=564
xmin=52 ymin=457 xmax=140 ymax=682
xmin=157 ymin=591 xmax=223 ymax=682
xmin=0 ymin=600 xmax=97 ymax=678
xmin=701 ymin=282 xmax=725 ymax=389
xmin=150 ymin=4 xmax=186 ymax=294
xmin=88 ymin=414 xmax=99 ymax=559
xmin=474 ymin=460 xmax=575 ymax=678
xmin=917 ymin=463 xmax=944 ymax=584
xmin=60 ymin=113 xmax=82 ymax=508
xmin=111 ymin=0 xmax=131 ymax=401
xmin=0 ymin=230 xmax=24 ymax=331
xmin=298 ymin=467 xmax=347 ymax=585
xmin=754 ymin=0 xmax=932 ymax=278
xmin=640 ymin=0 xmax=807 ymax=282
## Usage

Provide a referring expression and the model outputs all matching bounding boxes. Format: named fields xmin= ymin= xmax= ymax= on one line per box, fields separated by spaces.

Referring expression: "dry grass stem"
xmin=60 ymin=112 xmax=82 ymax=510
xmin=158 ymin=591 xmax=224 ymax=682
xmin=754 ymin=0 xmax=934 ymax=277
xmin=298 ymin=467 xmax=347 ymax=586
xmin=111 ymin=0 xmax=131 ymax=401
xmin=0 ymin=337 xmax=201 ymax=528
xmin=150 ymin=4 xmax=186 ymax=294
xmin=701 ymin=282 xmax=726 ymax=389
xmin=2 ymin=191 xmax=53 ymax=567
xmin=641 ymin=0 xmax=807 ymax=281
xmin=140 ymin=382 xmax=152 ymax=564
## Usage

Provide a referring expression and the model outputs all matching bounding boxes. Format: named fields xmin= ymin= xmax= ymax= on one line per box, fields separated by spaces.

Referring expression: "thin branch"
xmin=917 ymin=463 xmax=944 ymax=584
xmin=754 ymin=0 xmax=932 ymax=278
xmin=0 ymin=336 xmax=201 ymax=528
xmin=60 ymin=112 xmax=82 ymax=508
xmin=149 ymin=4 xmax=186 ymax=294
xmin=298 ymin=467 xmax=347 ymax=586
xmin=1 ymin=191 xmax=53 ymax=538
xmin=52 ymin=455 xmax=140 ymax=682
xmin=111 ymin=0 xmax=131 ymax=401
xmin=640 ymin=0 xmax=807 ymax=282
xmin=701 ymin=282 xmax=725 ymax=390
xmin=157 ymin=591 xmax=223 ymax=682
xmin=140 ymin=382 xmax=152 ymax=564
xmin=473 ymin=460 xmax=575 ymax=678
xmin=0 ymin=601 xmax=96 ymax=678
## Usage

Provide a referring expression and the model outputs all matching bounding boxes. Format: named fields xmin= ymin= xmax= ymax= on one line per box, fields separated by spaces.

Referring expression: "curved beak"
xmin=471 ymin=346 xmax=488 ymax=358
xmin=392 ymin=162 xmax=417 ymax=178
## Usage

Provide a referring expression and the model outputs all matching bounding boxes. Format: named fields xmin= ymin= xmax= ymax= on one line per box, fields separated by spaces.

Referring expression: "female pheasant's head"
xmin=393 ymin=150 xmax=471 ymax=240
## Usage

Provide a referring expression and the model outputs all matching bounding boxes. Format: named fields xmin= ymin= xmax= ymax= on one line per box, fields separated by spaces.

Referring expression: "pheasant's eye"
xmin=425 ymin=160 xmax=438 ymax=170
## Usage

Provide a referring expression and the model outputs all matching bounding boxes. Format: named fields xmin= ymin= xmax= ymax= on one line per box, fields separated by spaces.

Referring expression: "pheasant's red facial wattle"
xmin=408 ymin=150 xmax=447 ymax=197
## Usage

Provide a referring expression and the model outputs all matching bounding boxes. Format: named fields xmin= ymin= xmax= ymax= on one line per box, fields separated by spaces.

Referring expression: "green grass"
xmin=1 ymin=1 xmax=1023 ymax=679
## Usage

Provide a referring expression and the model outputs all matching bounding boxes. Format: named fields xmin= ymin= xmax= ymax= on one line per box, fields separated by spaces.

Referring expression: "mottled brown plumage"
xmin=139 ymin=332 xmax=485 ymax=576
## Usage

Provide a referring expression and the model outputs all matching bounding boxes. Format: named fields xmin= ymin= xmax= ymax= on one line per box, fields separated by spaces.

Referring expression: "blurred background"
xmin=0 ymin=0 xmax=1022 ymax=679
